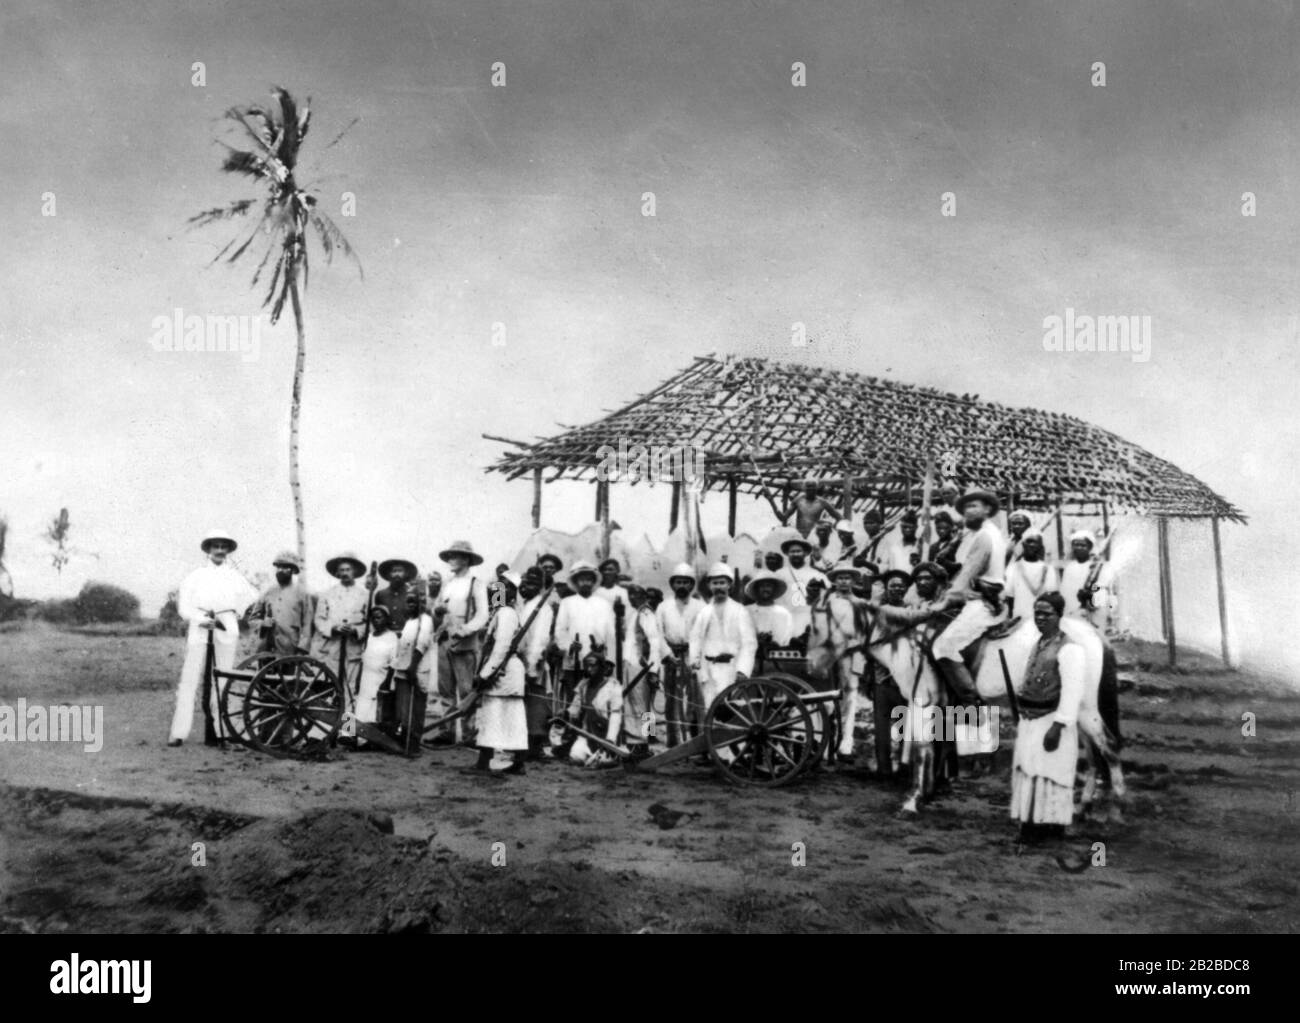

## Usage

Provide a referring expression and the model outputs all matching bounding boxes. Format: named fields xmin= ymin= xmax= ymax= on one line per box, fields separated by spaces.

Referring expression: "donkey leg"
xmin=1078 ymin=734 xmax=1099 ymax=815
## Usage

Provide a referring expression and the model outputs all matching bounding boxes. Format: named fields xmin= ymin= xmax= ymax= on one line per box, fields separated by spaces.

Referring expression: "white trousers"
xmin=170 ymin=632 xmax=236 ymax=741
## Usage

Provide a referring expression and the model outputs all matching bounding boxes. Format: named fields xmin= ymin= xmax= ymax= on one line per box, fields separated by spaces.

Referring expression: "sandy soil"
xmin=1 ymin=622 xmax=1297 ymax=933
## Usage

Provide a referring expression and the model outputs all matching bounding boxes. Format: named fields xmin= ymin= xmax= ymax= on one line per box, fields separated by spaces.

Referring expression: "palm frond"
xmin=322 ymin=115 xmax=359 ymax=151
xmin=220 ymin=145 xmax=270 ymax=180
xmin=309 ymin=208 xmax=363 ymax=279
xmin=272 ymin=87 xmax=302 ymax=169
xmin=224 ymin=106 xmax=275 ymax=155
xmin=186 ymin=198 xmax=256 ymax=229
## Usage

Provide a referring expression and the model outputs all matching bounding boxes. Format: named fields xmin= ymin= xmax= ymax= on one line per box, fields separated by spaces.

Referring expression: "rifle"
xmin=198 ymin=609 xmax=236 ymax=742
xmin=997 ymin=648 xmax=1020 ymax=725
xmin=476 ymin=583 xmax=556 ymax=692
xmin=362 ymin=560 xmax=378 ymax=642
xmin=613 ymin=596 xmax=625 ymax=689
xmin=1079 ymin=528 xmax=1119 ymax=610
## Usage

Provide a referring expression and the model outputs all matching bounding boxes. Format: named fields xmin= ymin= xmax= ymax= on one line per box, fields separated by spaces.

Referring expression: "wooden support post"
xmin=669 ymin=480 xmax=681 ymax=533
xmin=1100 ymin=501 xmax=1110 ymax=559
xmin=1212 ymin=514 xmax=1230 ymax=666
xmin=842 ymin=476 xmax=854 ymax=519
xmin=599 ymin=480 xmax=611 ymax=561
xmin=531 ymin=468 xmax=542 ymax=529
xmin=1054 ymin=498 xmax=1066 ymax=563
xmin=1157 ymin=516 xmax=1176 ymax=668
xmin=728 ymin=477 xmax=738 ymax=537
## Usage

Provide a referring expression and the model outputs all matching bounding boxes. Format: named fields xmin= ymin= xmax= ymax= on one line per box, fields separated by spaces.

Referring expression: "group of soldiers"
xmin=168 ymin=484 xmax=1119 ymax=834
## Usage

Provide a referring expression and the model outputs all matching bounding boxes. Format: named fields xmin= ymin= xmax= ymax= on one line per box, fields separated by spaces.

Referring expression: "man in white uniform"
xmin=1005 ymin=530 xmax=1059 ymax=619
xmin=515 ymin=566 xmax=557 ymax=760
xmin=656 ymin=562 xmax=705 ymax=744
xmin=746 ymin=571 xmax=793 ymax=654
xmin=433 ymin=540 xmax=490 ymax=745
xmin=312 ymin=551 xmax=371 ymax=692
xmin=932 ymin=489 xmax=1007 ymax=704
xmin=1060 ymin=530 xmax=1116 ymax=629
xmin=879 ymin=509 xmax=922 ymax=573
xmin=778 ymin=537 xmax=828 ymax=642
xmin=688 ymin=563 xmax=758 ymax=709
xmin=622 ymin=583 xmax=664 ymax=757
xmin=168 ymin=530 xmax=258 ymax=747
xmin=352 ymin=605 xmax=398 ymax=747
xmin=553 ymin=561 xmax=618 ymax=719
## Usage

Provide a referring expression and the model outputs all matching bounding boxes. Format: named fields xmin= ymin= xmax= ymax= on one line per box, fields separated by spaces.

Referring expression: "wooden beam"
xmin=599 ymin=480 xmax=611 ymax=561
xmin=842 ymin=475 xmax=854 ymax=518
xmin=1212 ymin=514 xmax=1230 ymax=666
xmin=669 ymin=480 xmax=681 ymax=532
xmin=728 ymin=478 xmax=738 ymax=537
xmin=1054 ymin=497 xmax=1066 ymax=563
xmin=1158 ymin=516 xmax=1176 ymax=668
xmin=1100 ymin=502 xmax=1110 ymax=559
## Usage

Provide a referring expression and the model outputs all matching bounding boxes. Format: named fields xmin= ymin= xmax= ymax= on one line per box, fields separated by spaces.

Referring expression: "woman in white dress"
xmin=469 ymin=573 xmax=528 ymax=775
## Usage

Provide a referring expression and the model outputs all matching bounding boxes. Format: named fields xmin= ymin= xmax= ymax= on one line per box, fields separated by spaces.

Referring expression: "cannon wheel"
xmin=242 ymin=655 xmax=345 ymax=756
xmin=218 ymin=652 xmax=281 ymax=744
xmin=704 ymin=676 xmax=818 ymax=787
xmin=764 ymin=672 xmax=835 ymax=766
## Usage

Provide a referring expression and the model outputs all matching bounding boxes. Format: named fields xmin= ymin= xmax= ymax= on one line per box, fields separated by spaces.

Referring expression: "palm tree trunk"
xmin=289 ymin=276 xmax=307 ymax=579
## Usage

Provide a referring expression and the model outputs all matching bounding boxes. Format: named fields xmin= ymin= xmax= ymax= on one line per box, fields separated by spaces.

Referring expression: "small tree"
xmin=46 ymin=507 xmax=71 ymax=575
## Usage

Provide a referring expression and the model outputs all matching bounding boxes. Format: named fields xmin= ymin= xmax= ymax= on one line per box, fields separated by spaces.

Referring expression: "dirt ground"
xmin=1 ymin=621 xmax=1297 ymax=933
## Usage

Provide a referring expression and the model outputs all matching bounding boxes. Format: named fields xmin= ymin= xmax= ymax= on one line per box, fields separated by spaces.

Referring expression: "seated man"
xmin=565 ymin=651 xmax=624 ymax=768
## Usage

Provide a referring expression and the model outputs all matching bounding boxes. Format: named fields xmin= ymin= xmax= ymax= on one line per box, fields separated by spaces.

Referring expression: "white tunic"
xmin=311 ymin=582 xmax=369 ymax=675
xmin=1006 ymin=560 xmax=1060 ymax=615
xmin=688 ymin=598 xmax=758 ymax=705
xmin=514 ymin=594 xmax=556 ymax=677
xmin=476 ymin=606 xmax=528 ymax=751
xmin=623 ymin=605 xmax=665 ymax=677
xmin=879 ymin=532 xmax=922 ymax=573
xmin=593 ymin=584 xmax=630 ymax=611
xmin=554 ymin=593 xmax=617 ymax=668
xmin=749 ymin=603 xmax=794 ymax=647
xmin=179 ymin=562 xmax=258 ymax=644
xmin=395 ymin=612 xmax=435 ymax=693
xmin=657 ymin=596 xmax=705 ymax=650
xmin=1061 ymin=559 xmax=1115 ymax=622
xmin=436 ymin=572 xmax=489 ymax=646
xmin=777 ymin=563 xmax=828 ymax=636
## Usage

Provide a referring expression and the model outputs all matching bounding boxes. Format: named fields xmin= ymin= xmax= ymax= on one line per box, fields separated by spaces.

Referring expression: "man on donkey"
xmin=931 ymin=490 xmax=1007 ymax=707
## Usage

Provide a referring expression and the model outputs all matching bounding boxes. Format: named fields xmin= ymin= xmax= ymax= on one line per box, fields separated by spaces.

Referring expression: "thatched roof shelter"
xmin=488 ymin=354 xmax=1243 ymax=522
xmin=487 ymin=354 xmax=1242 ymax=668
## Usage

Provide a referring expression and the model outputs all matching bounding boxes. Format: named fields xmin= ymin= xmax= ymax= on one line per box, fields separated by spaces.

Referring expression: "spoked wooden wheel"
xmin=218 ymin=652 xmax=281 ymax=744
xmin=765 ymin=672 xmax=834 ymax=766
xmin=704 ymin=677 xmax=818 ymax=787
xmin=242 ymin=656 xmax=345 ymax=756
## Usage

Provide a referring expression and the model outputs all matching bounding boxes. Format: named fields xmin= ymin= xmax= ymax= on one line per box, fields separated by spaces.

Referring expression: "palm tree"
xmin=189 ymin=87 xmax=361 ymax=574
xmin=0 ymin=514 xmax=12 ymax=599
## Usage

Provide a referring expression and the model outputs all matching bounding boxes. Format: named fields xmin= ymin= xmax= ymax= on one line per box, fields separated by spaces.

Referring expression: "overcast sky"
xmin=1 ymin=0 xmax=1295 ymax=677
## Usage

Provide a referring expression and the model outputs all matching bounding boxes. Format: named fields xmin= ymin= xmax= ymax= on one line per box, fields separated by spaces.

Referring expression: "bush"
xmin=38 ymin=582 xmax=143 ymax=626
xmin=37 ymin=598 xmax=80 ymax=624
